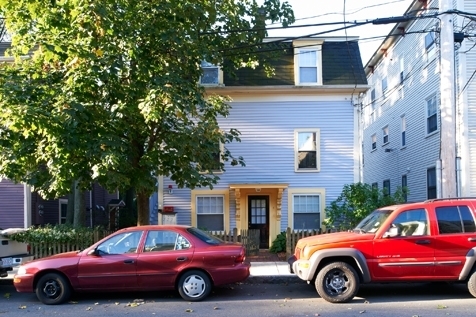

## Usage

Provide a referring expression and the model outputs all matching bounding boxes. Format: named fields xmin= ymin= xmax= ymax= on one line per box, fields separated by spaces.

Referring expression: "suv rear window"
xmin=436 ymin=205 xmax=476 ymax=234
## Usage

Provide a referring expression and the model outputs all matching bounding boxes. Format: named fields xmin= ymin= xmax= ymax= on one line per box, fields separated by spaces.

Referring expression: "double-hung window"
xmin=298 ymin=49 xmax=318 ymax=83
xmin=59 ymin=199 xmax=68 ymax=224
xmin=295 ymin=130 xmax=320 ymax=172
xmin=426 ymin=96 xmax=438 ymax=134
xmin=383 ymin=179 xmax=390 ymax=196
xmin=293 ymin=41 xmax=322 ymax=85
xmin=371 ymin=134 xmax=377 ymax=151
xmin=424 ymin=31 xmax=436 ymax=62
xmin=401 ymin=115 xmax=406 ymax=147
xmin=382 ymin=126 xmax=389 ymax=144
xmin=200 ymin=61 xmax=221 ymax=85
xmin=293 ymin=194 xmax=320 ymax=230
xmin=427 ymin=167 xmax=437 ymax=199
xmin=196 ymin=196 xmax=224 ymax=231
xmin=401 ymin=174 xmax=408 ymax=202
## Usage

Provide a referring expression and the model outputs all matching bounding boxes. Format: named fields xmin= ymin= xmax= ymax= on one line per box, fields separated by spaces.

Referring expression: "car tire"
xmin=467 ymin=269 xmax=476 ymax=298
xmin=315 ymin=261 xmax=359 ymax=303
xmin=178 ymin=270 xmax=211 ymax=301
xmin=35 ymin=273 xmax=72 ymax=305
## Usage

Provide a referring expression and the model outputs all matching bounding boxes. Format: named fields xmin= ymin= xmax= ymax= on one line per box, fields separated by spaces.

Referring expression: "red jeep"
xmin=288 ymin=198 xmax=476 ymax=303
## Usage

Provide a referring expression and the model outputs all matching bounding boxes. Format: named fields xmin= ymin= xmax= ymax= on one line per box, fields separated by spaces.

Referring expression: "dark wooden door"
xmin=248 ymin=196 xmax=269 ymax=249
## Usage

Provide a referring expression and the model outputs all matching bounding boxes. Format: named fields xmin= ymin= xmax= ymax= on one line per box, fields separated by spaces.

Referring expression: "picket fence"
xmin=29 ymin=227 xmax=330 ymax=259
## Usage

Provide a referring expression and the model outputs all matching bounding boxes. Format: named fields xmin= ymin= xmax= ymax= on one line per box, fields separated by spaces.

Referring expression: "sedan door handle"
xmin=468 ymin=237 xmax=476 ymax=242
xmin=124 ymin=259 xmax=135 ymax=264
xmin=415 ymin=239 xmax=431 ymax=245
xmin=176 ymin=257 xmax=188 ymax=262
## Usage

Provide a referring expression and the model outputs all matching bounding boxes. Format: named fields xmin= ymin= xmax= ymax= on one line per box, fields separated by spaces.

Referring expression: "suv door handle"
xmin=468 ymin=237 xmax=476 ymax=242
xmin=124 ymin=259 xmax=135 ymax=264
xmin=176 ymin=257 xmax=188 ymax=262
xmin=415 ymin=239 xmax=430 ymax=245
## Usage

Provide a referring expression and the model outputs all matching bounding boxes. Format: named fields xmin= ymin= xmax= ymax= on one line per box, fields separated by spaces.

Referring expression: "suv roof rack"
xmin=424 ymin=197 xmax=476 ymax=203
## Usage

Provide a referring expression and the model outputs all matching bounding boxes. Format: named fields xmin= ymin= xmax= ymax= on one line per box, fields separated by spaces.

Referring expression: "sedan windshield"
xmin=354 ymin=209 xmax=393 ymax=233
xmin=187 ymin=227 xmax=223 ymax=245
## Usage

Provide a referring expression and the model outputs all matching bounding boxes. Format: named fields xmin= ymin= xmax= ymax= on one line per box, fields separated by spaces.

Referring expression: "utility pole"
xmin=439 ymin=0 xmax=457 ymax=198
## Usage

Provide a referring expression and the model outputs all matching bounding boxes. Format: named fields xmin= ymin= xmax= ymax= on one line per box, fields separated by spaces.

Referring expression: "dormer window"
xmin=200 ymin=61 xmax=223 ymax=85
xmin=293 ymin=41 xmax=323 ymax=85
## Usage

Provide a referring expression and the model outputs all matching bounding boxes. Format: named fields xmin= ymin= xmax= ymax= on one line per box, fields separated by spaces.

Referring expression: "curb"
xmin=245 ymin=275 xmax=301 ymax=284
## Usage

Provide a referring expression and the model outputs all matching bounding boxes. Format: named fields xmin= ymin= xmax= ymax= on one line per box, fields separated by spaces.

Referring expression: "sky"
xmin=266 ymin=0 xmax=415 ymax=65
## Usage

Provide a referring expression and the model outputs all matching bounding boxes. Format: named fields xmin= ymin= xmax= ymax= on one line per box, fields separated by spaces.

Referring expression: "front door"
xmin=248 ymin=196 xmax=269 ymax=249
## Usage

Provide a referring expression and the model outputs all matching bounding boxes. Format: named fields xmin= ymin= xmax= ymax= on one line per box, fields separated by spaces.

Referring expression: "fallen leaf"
xmin=4 ymin=293 xmax=10 ymax=299
xmin=18 ymin=305 xmax=26 ymax=309
xmin=437 ymin=305 xmax=448 ymax=309
xmin=86 ymin=307 xmax=92 ymax=311
xmin=185 ymin=308 xmax=193 ymax=313
xmin=69 ymin=301 xmax=78 ymax=304
xmin=213 ymin=307 xmax=219 ymax=310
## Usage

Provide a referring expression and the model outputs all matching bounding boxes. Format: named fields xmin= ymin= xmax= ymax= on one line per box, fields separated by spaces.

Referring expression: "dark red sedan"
xmin=13 ymin=225 xmax=250 ymax=304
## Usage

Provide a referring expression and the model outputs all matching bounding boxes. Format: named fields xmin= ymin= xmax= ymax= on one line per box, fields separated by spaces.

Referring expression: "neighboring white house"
xmin=362 ymin=0 xmax=476 ymax=201
xmin=153 ymin=37 xmax=369 ymax=248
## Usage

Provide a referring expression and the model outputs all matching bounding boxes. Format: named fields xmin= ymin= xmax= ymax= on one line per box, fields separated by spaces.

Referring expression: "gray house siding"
xmin=0 ymin=179 xmax=25 ymax=228
xmin=363 ymin=1 xmax=442 ymax=202
xmin=163 ymin=99 xmax=356 ymax=228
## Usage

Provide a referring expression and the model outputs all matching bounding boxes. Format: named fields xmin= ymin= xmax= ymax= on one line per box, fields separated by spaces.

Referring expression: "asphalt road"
xmin=1 ymin=279 xmax=475 ymax=317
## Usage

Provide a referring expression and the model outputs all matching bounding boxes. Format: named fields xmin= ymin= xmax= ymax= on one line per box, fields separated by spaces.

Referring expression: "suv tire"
xmin=315 ymin=261 xmax=359 ymax=303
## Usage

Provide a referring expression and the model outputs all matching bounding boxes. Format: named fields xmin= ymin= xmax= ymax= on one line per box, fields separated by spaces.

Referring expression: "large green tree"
xmin=0 ymin=0 xmax=294 ymax=225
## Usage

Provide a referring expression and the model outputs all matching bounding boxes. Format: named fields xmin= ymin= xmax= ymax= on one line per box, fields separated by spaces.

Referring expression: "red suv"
xmin=289 ymin=198 xmax=476 ymax=303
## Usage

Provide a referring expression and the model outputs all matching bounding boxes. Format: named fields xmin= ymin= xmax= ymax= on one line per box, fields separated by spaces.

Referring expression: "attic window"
xmin=200 ymin=61 xmax=222 ymax=85
xmin=293 ymin=42 xmax=322 ymax=85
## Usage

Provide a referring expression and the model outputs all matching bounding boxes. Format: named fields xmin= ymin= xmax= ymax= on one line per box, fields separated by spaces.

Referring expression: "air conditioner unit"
xmin=200 ymin=61 xmax=219 ymax=85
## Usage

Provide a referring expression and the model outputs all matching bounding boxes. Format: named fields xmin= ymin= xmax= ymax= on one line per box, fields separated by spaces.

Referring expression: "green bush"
xmin=269 ymin=231 xmax=286 ymax=253
xmin=8 ymin=224 xmax=106 ymax=247
xmin=323 ymin=182 xmax=408 ymax=231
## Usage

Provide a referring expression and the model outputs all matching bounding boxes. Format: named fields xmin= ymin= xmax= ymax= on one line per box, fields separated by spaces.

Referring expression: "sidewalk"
xmin=247 ymin=261 xmax=299 ymax=284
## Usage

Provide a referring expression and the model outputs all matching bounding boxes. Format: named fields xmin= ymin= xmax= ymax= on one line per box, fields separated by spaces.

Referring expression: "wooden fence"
xmin=29 ymin=227 xmax=330 ymax=260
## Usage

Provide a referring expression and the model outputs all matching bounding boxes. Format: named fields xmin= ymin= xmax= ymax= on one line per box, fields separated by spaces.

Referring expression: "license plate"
xmin=1 ymin=257 xmax=13 ymax=266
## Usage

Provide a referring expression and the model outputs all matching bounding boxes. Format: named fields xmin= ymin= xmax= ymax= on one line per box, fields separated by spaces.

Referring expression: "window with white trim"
xmin=196 ymin=196 xmax=224 ymax=231
xmin=402 ymin=174 xmax=408 ymax=202
xmin=199 ymin=61 xmax=222 ymax=85
xmin=401 ymin=115 xmax=406 ymax=147
xmin=382 ymin=126 xmax=389 ymax=144
xmin=295 ymin=130 xmax=320 ymax=171
xmin=427 ymin=167 xmax=437 ymax=199
xmin=371 ymin=134 xmax=377 ymax=151
xmin=370 ymin=89 xmax=376 ymax=122
xmin=399 ymin=57 xmax=405 ymax=84
xmin=293 ymin=42 xmax=322 ymax=85
xmin=383 ymin=179 xmax=390 ymax=196
xmin=424 ymin=31 xmax=436 ymax=62
xmin=293 ymin=194 xmax=320 ymax=230
xmin=59 ymin=199 xmax=68 ymax=224
xmin=426 ymin=95 xmax=438 ymax=134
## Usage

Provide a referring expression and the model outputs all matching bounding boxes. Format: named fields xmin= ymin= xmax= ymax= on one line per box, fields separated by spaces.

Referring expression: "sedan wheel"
xmin=315 ymin=262 xmax=359 ymax=303
xmin=35 ymin=273 xmax=72 ymax=305
xmin=178 ymin=270 xmax=211 ymax=301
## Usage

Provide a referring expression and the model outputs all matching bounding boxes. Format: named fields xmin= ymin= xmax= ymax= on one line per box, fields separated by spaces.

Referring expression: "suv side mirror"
xmin=383 ymin=225 xmax=401 ymax=238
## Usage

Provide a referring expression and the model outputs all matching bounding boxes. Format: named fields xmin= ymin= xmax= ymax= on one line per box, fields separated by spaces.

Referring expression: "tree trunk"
xmin=73 ymin=179 xmax=85 ymax=227
xmin=65 ymin=182 xmax=75 ymax=225
xmin=136 ymin=190 xmax=150 ymax=226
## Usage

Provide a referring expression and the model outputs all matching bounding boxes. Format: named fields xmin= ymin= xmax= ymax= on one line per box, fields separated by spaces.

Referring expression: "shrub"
xmin=323 ymin=182 xmax=408 ymax=231
xmin=269 ymin=231 xmax=286 ymax=253
xmin=8 ymin=224 xmax=107 ymax=247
